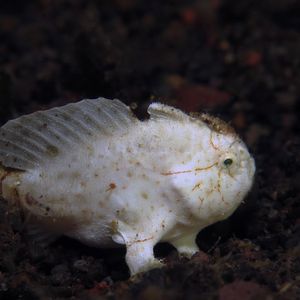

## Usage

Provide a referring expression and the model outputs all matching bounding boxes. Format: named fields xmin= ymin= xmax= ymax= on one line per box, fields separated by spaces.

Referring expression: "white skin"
xmin=1 ymin=103 xmax=255 ymax=275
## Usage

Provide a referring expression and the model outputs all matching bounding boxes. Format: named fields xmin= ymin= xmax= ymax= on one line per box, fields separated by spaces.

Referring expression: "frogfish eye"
xmin=223 ymin=158 xmax=233 ymax=166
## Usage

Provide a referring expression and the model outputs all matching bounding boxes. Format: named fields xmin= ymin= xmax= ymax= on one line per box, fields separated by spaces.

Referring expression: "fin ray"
xmin=2 ymin=127 xmax=47 ymax=157
xmin=0 ymin=136 xmax=43 ymax=162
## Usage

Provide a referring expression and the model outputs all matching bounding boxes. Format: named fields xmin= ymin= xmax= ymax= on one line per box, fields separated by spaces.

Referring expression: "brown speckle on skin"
xmin=161 ymin=192 xmax=167 ymax=198
xmin=57 ymin=172 xmax=65 ymax=179
xmin=75 ymin=193 xmax=84 ymax=201
xmin=178 ymin=147 xmax=185 ymax=153
xmin=37 ymin=123 xmax=48 ymax=131
xmin=106 ymin=183 xmax=117 ymax=192
xmin=80 ymin=181 xmax=86 ymax=188
xmin=86 ymin=145 xmax=94 ymax=155
xmin=46 ymin=145 xmax=59 ymax=157
xmin=110 ymin=220 xmax=118 ymax=234
xmin=141 ymin=192 xmax=148 ymax=200
xmin=98 ymin=201 xmax=105 ymax=208
xmin=72 ymin=171 xmax=81 ymax=178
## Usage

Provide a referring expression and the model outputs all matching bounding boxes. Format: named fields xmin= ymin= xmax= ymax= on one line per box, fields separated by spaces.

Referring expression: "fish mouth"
xmin=234 ymin=156 xmax=255 ymax=187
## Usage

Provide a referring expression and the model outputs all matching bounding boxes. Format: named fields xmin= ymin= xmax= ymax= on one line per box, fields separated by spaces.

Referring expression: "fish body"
xmin=0 ymin=98 xmax=255 ymax=275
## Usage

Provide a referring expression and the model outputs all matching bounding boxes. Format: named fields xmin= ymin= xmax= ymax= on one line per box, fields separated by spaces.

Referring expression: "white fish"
xmin=0 ymin=98 xmax=255 ymax=275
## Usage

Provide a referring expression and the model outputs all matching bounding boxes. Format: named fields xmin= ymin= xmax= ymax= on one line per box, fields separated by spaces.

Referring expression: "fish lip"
xmin=237 ymin=156 xmax=255 ymax=184
xmin=248 ymin=157 xmax=256 ymax=179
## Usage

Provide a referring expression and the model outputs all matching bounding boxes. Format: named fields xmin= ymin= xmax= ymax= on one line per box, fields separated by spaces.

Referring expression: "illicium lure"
xmin=0 ymin=98 xmax=255 ymax=275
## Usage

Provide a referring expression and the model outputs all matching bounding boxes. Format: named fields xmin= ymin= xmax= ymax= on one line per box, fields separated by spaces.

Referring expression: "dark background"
xmin=0 ymin=0 xmax=299 ymax=299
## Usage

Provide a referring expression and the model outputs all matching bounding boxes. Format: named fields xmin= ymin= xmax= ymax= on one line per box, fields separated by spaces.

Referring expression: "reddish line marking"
xmin=161 ymin=162 xmax=217 ymax=176
xmin=128 ymin=236 xmax=154 ymax=246
xmin=195 ymin=163 xmax=217 ymax=172
xmin=210 ymin=131 xmax=220 ymax=151
xmin=161 ymin=169 xmax=193 ymax=176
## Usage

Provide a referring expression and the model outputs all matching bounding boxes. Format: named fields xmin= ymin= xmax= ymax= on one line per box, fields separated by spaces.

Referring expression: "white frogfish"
xmin=0 ymin=98 xmax=255 ymax=275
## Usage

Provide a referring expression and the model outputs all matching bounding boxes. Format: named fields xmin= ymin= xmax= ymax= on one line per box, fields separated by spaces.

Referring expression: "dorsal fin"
xmin=0 ymin=98 xmax=137 ymax=170
xmin=148 ymin=103 xmax=188 ymax=121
